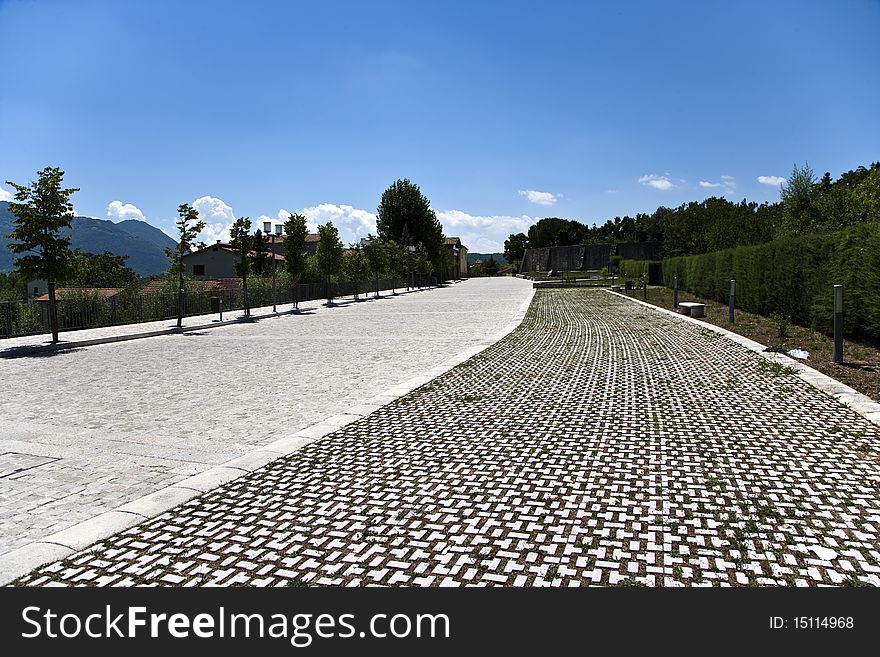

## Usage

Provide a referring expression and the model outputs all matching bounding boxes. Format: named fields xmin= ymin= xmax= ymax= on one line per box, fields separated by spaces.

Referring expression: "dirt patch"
xmin=629 ymin=286 xmax=880 ymax=402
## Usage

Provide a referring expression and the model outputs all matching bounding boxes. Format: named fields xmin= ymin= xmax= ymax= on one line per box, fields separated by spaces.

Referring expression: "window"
xmin=33 ymin=287 xmax=39 ymax=296
xmin=193 ymin=264 xmax=205 ymax=276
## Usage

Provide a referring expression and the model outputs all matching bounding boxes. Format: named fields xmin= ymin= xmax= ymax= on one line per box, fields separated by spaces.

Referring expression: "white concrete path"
xmin=0 ymin=278 xmax=533 ymax=564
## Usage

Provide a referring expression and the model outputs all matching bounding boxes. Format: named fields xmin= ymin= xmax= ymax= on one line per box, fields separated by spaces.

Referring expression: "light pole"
xmin=271 ymin=236 xmax=278 ymax=313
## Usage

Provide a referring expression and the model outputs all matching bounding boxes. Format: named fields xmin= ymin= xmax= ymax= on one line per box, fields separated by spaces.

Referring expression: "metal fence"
xmin=0 ymin=275 xmax=434 ymax=339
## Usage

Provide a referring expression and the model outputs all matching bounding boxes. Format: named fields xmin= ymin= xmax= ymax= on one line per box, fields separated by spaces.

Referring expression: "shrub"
xmin=662 ymin=223 xmax=880 ymax=343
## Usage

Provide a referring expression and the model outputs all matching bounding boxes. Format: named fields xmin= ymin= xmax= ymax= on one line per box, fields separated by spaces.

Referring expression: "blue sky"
xmin=1 ymin=0 xmax=879 ymax=251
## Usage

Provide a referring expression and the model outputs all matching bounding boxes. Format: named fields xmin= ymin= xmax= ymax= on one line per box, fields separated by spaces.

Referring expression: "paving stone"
xmin=13 ymin=289 xmax=880 ymax=587
xmin=0 ymin=279 xmax=531 ymax=556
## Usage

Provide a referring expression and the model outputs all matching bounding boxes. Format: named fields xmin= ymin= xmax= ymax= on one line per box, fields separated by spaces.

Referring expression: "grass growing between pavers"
xmin=13 ymin=288 xmax=880 ymax=587
xmin=624 ymin=285 xmax=880 ymax=402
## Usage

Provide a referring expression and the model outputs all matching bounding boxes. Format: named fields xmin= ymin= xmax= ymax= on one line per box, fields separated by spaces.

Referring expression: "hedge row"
xmin=661 ymin=222 xmax=880 ymax=342
xmin=619 ymin=260 xmax=662 ymax=285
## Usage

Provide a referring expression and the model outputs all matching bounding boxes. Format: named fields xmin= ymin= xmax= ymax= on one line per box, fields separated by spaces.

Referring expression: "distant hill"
xmin=0 ymin=201 xmax=175 ymax=277
xmin=467 ymin=252 xmax=508 ymax=265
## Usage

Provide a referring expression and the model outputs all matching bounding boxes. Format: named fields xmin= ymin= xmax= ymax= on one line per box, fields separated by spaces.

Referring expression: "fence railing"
xmin=0 ymin=275 xmax=435 ymax=339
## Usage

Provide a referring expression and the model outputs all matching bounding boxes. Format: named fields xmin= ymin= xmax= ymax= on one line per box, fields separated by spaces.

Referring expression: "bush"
xmin=620 ymin=260 xmax=661 ymax=284
xmin=662 ymin=223 xmax=880 ymax=343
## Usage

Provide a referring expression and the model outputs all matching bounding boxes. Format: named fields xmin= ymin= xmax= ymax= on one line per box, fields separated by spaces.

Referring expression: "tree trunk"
xmin=327 ymin=274 xmax=332 ymax=303
xmin=48 ymin=280 xmax=59 ymax=343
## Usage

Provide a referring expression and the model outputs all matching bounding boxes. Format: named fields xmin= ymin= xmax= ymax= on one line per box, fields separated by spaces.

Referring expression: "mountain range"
xmin=467 ymin=252 xmax=508 ymax=266
xmin=0 ymin=201 xmax=176 ymax=277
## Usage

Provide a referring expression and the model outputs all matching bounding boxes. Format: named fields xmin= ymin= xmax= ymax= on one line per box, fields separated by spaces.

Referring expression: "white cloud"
xmin=298 ymin=203 xmax=378 ymax=245
xmin=758 ymin=175 xmax=786 ymax=186
xmin=193 ymin=195 xmax=237 ymax=244
xmin=638 ymin=174 xmax=675 ymax=190
xmin=518 ymin=189 xmax=558 ymax=206
xmin=106 ymin=200 xmax=146 ymax=222
xmin=699 ymin=177 xmax=737 ymax=196
xmin=436 ymin=209 xmax=535 ymax=253
xmin=186 ymin=198 xmax=531 ymax=255
xmin=0 ymin=184 xmax=12 ymax=202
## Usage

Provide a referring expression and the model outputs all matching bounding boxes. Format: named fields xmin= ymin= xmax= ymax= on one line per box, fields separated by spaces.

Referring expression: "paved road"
xmin=17 ymin=288 xmax=880 ymax=586
xmin=0 ymin=278 xmax=533 ymax=555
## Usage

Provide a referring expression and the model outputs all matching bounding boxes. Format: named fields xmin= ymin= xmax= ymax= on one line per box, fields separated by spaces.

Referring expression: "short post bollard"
xmin=729 ymin=279 xmax=736 ymax=324
xmin=832 ymin=284 xmax=843 ymax=364
xmin=673 ymin=276 xmax=678 ymax=309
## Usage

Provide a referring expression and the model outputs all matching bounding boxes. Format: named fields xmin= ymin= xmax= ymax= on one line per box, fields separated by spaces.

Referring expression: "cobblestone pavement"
xmin=0 ymin=278 xmax=532 ymax=555
xmin=16 ymin=289 xmax=880 ymax=587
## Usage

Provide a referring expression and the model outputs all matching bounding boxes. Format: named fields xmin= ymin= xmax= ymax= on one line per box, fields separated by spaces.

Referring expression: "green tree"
xmin=504 ymin=232 xmax=529 ymax=271
xmin=316 ymin=221 xmax=344 ymax=302
xmin=363 ymin=235 xmax=387 ymax=297
xmin=282 ymin=212 xmax=309 ymax=308
xmin=230 ymin=217 xmax=253 ymax=316
xmin=415 ymin=243 xmax=433 ymax=286
xmin=68 ymin=250 xmax=140 ymax=288
xmin=0 ymin=271 xmax=26 ymax=301
xmin=343 ymin=243 xmax=370 ymax=299
xmin=383 ymin=239 xmax=408 ymax=294
xmin=252 ymin=229 xmax=272 ymax=277
xmin=376 ymin=179 xmax=445 ymax=277
xmin=5 ymin=166 xmax=79 ymax=343
xmin=470 ymin=261 xmax=486 ymax=277
xmin=527 ymin=217 xmax=588 ymax=248
xmin=485 ymin=254 xmax=499 ymax=276
xmin=780 ymin=162 xmax=817 ymax=234
xmin=164 ymin=203 xmax=206 ymax=329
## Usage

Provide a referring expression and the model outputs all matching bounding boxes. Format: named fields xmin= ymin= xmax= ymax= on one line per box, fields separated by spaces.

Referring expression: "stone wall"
xmin=521 ymin=241 xmax=662 ymax=272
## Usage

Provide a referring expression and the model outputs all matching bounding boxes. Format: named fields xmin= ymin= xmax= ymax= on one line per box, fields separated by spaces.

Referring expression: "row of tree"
xmin=4 ymin=168 xmax=448 ymax=341
xmin=504 ymin=162 xmax=880 ymax=267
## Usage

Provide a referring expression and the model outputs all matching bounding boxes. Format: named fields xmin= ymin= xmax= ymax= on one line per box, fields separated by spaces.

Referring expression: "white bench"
xmin=678 ymin=302 xmax=706 ymax=318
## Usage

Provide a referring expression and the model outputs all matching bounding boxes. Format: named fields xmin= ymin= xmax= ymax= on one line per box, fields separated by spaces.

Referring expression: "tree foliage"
xmin=509 ymin=161 xmax=880 ymax=263
xmin=5 ymin=166 xmax=79 ymax=342
xmin=164 ymin=203 xmax=205 ymax=278
xmin=504 ymin=232 xmax=529 ymax=268
xmin=376 ymin=179 xmax=445 ymax=275
xmin=230 ymin=216 xmax=253 ymax=316
xmin=363 ymin=235 xmax=387 ymax=296
xmin=316 ymin=221 xmax=344 ymax=301
xmin=252 ymin=229 xmax=272 ymax=277
xmin=68 ymin=250 xmax=140 ymax=288
xmin=343 ymin=243 xmax=370 ymax=297
xmin=282 ymin=212 xmax=309 ymax=281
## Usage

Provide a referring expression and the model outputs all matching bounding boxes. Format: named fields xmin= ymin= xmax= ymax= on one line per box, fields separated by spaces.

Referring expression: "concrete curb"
xmin=607 ymin=289 xmax=880 ymax=427
xmin=0 ymin=280 xmax=537 ymax=586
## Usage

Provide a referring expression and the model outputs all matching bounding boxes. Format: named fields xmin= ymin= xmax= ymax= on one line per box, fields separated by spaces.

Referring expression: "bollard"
xmin=643 ymin=278 xmax=647 ymax=300
xmin=673 ymin=276 xmax=678 ymax=309
xmin=832 ymin=284 xmax=843 ymax=364
xmin=729 ymin=279 xmax=736 ymax=324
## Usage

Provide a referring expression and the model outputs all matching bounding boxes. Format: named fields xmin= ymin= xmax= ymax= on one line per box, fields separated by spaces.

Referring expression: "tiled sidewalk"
xmin=0 ymin=278 xmax=531 ymax=559
xmin=16 ymin=289 xmax=880 ymax=586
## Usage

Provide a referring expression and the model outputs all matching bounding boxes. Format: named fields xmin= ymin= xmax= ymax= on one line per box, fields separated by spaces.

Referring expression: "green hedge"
xmin=662 ymin=222 xmax=880 ymax=342
xmin=620 ymin=260 xmax=662 ymax=284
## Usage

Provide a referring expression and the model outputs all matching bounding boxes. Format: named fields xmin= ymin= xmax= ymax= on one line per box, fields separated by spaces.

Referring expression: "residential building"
xmin=444 ymin=237 xmax=469 ymax=280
